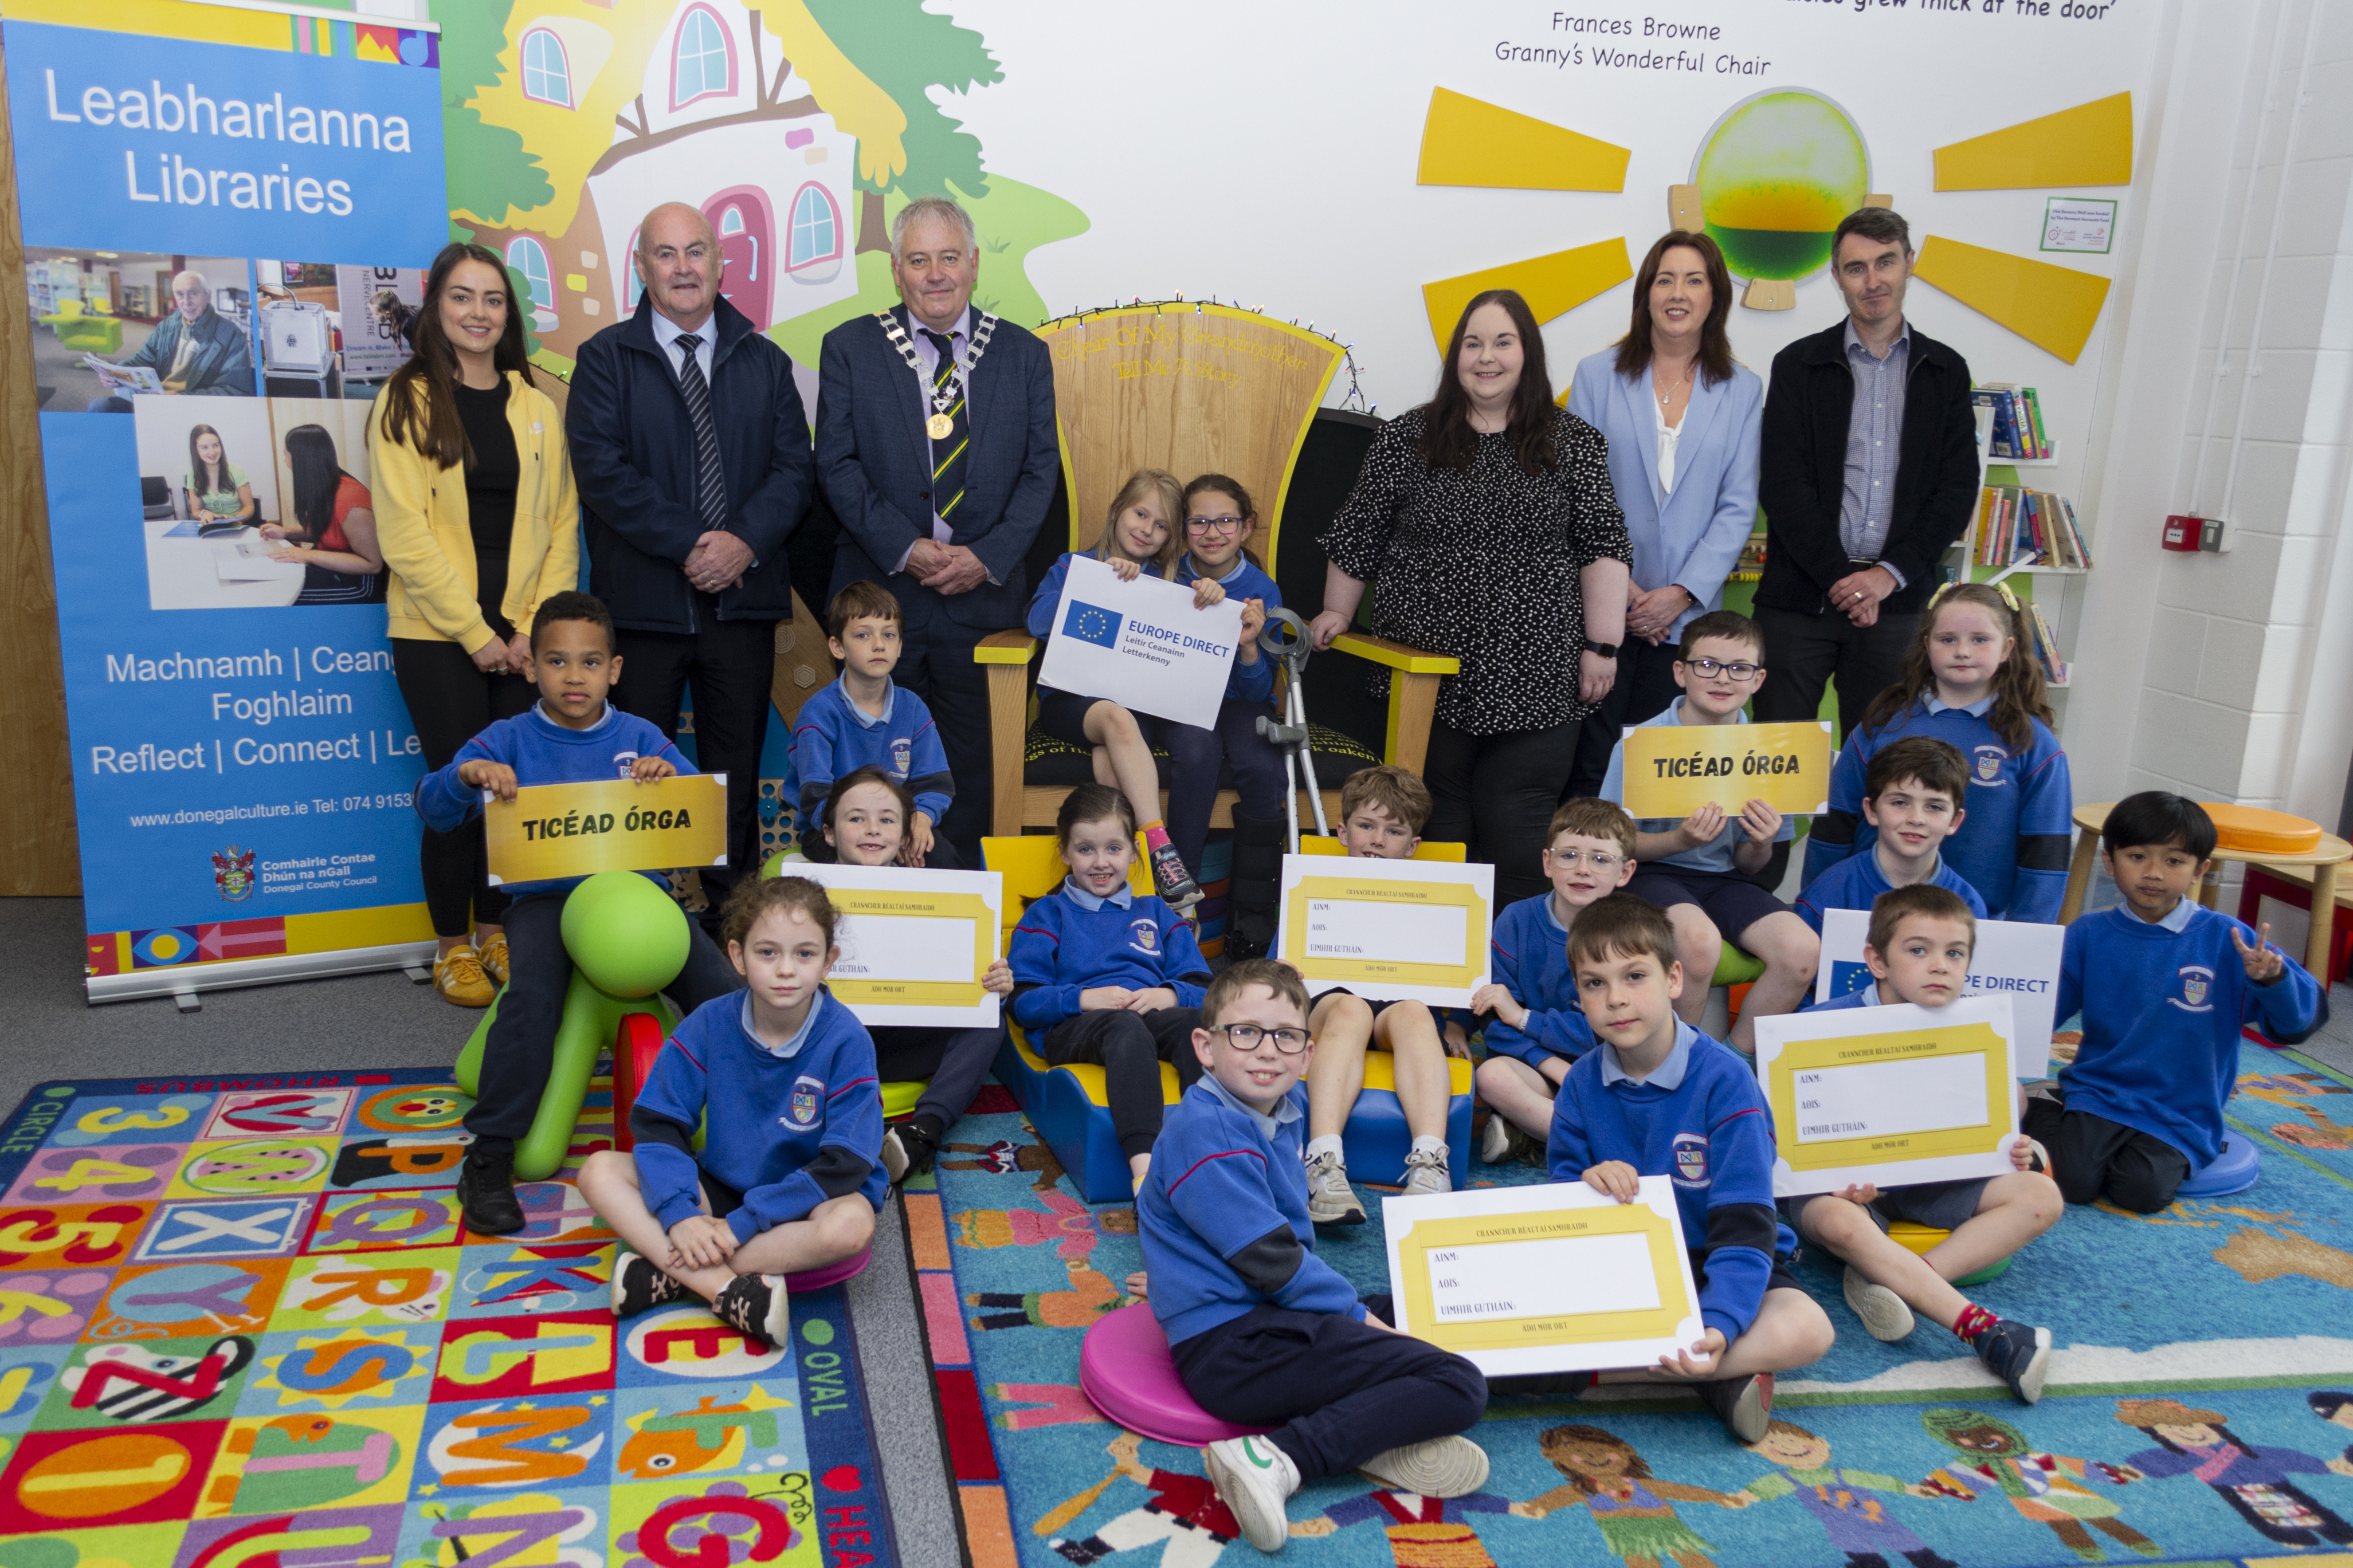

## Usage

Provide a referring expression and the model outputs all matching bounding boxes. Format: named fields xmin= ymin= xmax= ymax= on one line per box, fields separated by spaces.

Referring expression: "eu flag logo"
xmin=1062 ymin=602 xmax=1123 ymax=649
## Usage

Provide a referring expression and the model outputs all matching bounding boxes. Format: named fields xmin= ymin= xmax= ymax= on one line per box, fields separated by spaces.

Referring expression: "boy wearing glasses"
xmin=1472 ymin=796 xmax=1669 ymax=1163
xmin=1140 ymin=958 xmax=1491 ymax=1553
xmin=1601 ymin=611 xmax=1821 ymax=1054
xmin=1793 ymin=737 xmax=1987 ymax=935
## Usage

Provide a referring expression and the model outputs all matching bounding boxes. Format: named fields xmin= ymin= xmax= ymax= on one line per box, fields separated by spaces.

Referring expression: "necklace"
xmin=878 ymin=308 xmax=999 ymax=441
xmin=1654 ymin=358 xmax=1695 ymax=411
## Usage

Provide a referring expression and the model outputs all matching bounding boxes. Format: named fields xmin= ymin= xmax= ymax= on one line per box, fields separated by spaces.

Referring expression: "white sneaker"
xmin=1843 ymin=1265 xmax=1917 ymax=1342
xmin=1304 ymin=1150 xmax=1365 ymax=1226
xmin=1479 ymin=1114 xmax=1515 ymax=1165
xmin=1203 ymin=1434 xmax=1299 ymax=1553
xmin=1360 ymin=1434 xmax=1489 ymax=1497
xmin=1401 ymin=1147 xmax=1452 ymax=1198
xmin=880 ymin=1129 xmax=910 ymax=1185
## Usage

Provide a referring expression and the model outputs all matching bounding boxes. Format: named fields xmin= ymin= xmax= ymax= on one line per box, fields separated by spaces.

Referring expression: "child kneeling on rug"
xmin=2032 ymin=791 xmax=2321 ymax=1213
xmin=1789 ymin=885 xmax=2060 ymax=1402
xmin=1541 ymin=894 xmax=1834 ymax=1441
xmin=1139 ymin=958 xmax=1489 ymax=1553
xmin=579 ymin=877 xmax=884 ymax=1347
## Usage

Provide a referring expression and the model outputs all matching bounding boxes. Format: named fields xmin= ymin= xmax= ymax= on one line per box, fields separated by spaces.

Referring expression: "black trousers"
xmin=892 ymin=593 xmax=991 ymax=865
xmin=611 ymin=614 xmax=776 ymax=904
xmin=393 ymin=638 xmax=536 ymax=937
xmin=2023 ymin=1090 xmax=2191 ymax=1215
xmin=869 ymin=1025 xmax=1001 ymax=1135
xmin=465 ymin=886 xmax=743 ymax=1150
xmin=1040 ymin=1008 xmax=1204 ymax=1159
xmin=1422 ymin=717 xmax=1581 ymax=906
xmin=1566 ymin=636 xmax=1685 ymax=799
xmin=1172 ymin=1292 xmax=1488 ymax=1481
xmin=1751 ymin=603 xmax=1920 ymax=743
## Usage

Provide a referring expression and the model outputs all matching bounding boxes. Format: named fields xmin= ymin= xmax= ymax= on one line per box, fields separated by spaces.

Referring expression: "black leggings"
xmin=394 ymin=638 xmax=535 ymax=938
xmin=1421 ymin=717 xmax=1581 ymax=906
xmin=1040 ymin=1008 xmax=1204 ymax=1159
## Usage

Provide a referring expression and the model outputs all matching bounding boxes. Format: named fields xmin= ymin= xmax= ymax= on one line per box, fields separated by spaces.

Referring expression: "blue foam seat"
xmin=2178 ymin=1135 xmax=2261 ymax=1197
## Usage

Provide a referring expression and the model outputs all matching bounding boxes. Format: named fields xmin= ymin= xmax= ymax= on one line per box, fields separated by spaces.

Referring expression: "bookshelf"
xmin=1958 ymin=385 xmax=2089 ymax=697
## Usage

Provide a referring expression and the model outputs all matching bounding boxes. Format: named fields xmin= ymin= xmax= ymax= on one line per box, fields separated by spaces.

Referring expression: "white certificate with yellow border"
xmin=1383 ymin=1180 xmax=1703 ymax=1377
xmin=1274 ymin=855 xmax=1492 ymax=1005
xmin=1752 ymin=995 xmax=2021 ymax=1197
xmin=779 ymin=863 xmax=1002 ymax=1028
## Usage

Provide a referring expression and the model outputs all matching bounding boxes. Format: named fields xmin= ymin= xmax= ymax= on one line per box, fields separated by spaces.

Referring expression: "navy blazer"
xmin=1567 ymin=350 xmax=1762 ymax=645
xmin=566 ymin=294 xmax=813 ymax=632
xmin=815 ymin=304 xmax=1058 ymax=632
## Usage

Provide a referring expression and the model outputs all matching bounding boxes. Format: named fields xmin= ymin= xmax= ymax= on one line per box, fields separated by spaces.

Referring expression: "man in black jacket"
xmin=567 ymin=202 xmax=815 ymax=908
xmin=1754 ymin=207 xmax=1979 ymax=741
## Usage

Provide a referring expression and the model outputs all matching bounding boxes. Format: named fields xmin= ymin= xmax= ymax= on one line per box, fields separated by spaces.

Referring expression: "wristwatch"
xmin=1582 ymin=639 xmax=1621 ymax=659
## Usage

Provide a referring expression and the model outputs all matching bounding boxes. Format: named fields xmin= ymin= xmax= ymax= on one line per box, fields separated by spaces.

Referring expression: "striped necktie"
xmin=921 ymin=328 xmax=967 ymax=528
xmin=673 ymin=332 xmax=728 ymax=534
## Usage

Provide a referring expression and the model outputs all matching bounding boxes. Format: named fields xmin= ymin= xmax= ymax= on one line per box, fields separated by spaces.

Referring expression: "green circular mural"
xmin=1692 ymin=90 xmax=1870 ymax=284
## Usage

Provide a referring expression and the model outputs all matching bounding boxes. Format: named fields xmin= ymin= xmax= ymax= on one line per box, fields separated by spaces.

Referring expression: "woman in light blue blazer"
xmin=1564 ymin=230 xmax=1763 ymax=794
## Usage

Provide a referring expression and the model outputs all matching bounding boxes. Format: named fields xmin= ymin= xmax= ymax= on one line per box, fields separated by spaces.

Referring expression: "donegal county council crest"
xmin=213 ymin=844 xmax=257 ymax=902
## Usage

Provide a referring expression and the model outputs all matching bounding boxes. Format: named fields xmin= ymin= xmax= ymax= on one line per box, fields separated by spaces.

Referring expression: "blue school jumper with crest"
xmin=1174 ymin=555 xmax=1280 ymax=705
xmin=781 ymin=675 xmax=954 ymax=830
xmin=1007 ymin=881 xmax=1210 ymax=1033
xmin=1794 ymin=850 xmax=1989 ymax=934
xmin=1482 ymin=893 xmax=1597 ymax=1068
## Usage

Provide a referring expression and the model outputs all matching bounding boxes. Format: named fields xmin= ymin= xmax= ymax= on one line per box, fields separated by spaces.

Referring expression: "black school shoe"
xmin=611 ymin=1253 xmax=689 ymax=1319
xmin=457 ymin=1143 xmax=524 ymax=1235
xmin=1972 ymin=1319 xmax=2053 ymax=1404
xmin=1697 ymin=1371 xmax=1774 ymax=1441
xmin=883 ymin=1119 xmax=942 ymax=1185
xmin=714 ymin=1272 xmax=791 ymax=1347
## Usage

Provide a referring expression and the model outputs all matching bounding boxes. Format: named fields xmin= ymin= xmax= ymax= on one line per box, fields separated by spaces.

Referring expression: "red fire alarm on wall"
xmin=2163 ymin=514 xmax=2204 ymax=552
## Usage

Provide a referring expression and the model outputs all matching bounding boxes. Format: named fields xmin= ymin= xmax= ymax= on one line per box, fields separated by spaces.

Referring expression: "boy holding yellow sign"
xmin=1787 ymin=885 xmax=2060 ymax=1404
xmin=1601 ymin=612 xmax=1821 ymax=1054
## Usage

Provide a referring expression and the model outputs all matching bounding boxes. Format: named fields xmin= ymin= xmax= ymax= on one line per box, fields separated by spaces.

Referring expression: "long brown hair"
xmin=1858 ymin=583 xmax=2053 ymax=753
xmin=378 ymin=242 xmax=535 ymax=469
xmin=1420 ymin=288 xmax=1556 ymax=476
xmin=1615 ymin=231 xmax=1735 ymax=387
xmin=187 ymin=424 xmax=230 ymax=497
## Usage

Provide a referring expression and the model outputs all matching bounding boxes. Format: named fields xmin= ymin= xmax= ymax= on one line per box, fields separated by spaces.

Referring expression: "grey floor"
xmin=0 ymin=895 xmax=960 ymax=1567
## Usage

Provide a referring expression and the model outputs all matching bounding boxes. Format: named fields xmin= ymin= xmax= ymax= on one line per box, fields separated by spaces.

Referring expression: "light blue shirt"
xmin=1060 ymin=876 xmax=1135 ymax=912
xmin=1601 ymin=698 xmax=1797 ymax=874
xmin=741 ymin=989 xmax=825 ymax=1059
xmin=1599 ymin=1019 xmax=1703 ymax=1090
xmin=1924 ymin=693 xmax=1995 ymax=719
xmin=1197 ymin=1072 xmax=1303 ymax=1139
xmin=832 ymin=675 xmax=897 ymax=731
xmin=2124 ymin=895 xmax=2199 ymax=935
xmin=1840 ymin=318 xmax=1911 ymax=585
xmin=650 ymin=307 xmax=716 ymax=385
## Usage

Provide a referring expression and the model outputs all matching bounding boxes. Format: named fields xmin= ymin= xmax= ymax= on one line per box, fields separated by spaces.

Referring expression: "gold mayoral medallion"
xmin=927 ymin=411 xmax=955 ymax=440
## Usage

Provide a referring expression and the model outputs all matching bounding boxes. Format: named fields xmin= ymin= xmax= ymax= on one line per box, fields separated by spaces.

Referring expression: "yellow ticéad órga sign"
xmin=485 ymin=774 xmax=727 ymax=885
xmin=1620 ymin=721 xmax=1831 ymax=819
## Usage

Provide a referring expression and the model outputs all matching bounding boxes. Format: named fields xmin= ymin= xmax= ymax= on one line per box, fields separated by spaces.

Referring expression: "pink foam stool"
xmin=785 ymin=1243 xmax=871 ymax=1293
xmin=1080 ymin=1303 xmax=1273 ymax=1446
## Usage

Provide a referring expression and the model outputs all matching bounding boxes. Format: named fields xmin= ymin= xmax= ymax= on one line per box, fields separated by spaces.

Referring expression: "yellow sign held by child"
xmin=485 ymin=774 xmax=727 ymax=886
xmin=1620 ymin=721 xmax=1832 ymax=819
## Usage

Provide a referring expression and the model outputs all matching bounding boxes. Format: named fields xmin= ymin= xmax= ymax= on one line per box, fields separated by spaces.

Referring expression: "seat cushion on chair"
xmin=1023 ymin=721 xmax=1376 ymax=789
xmin=2178 ymin=1136 xmax=2261 ymax=1197
xmin=1887 ymin=1221 xmax=2010 ymax=1286
xmin=1080 ymin=1303 xmax=1271 ymax=1445
xmin=1712 ymin=946 xmax=1767 ymax=988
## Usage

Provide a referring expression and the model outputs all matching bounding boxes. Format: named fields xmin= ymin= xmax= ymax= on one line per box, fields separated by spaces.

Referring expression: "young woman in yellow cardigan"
xmin=371 ymin=242 xmax=580 ymax=1007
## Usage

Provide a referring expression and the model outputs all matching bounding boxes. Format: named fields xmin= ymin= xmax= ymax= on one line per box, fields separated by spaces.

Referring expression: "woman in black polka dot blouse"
xmin=1313 ymin=288 xmax=1632 ymax=904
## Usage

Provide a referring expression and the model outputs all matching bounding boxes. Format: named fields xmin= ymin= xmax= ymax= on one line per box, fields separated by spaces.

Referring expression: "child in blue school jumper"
xmin=1544 ymin=894 xmax=1833 ymax=1441
xmin=1803 ymin=583 xmax=2072 ymax=922
xmin=1171 ymin=473 xmax=1289 ymax=956
xmin=577 ymin=877 xmax=885 ymax=1348
xmin=1469 ymin=796 xmax=1634 ymax=1163
xmin=1009 ymin=784 xmax=1213 ymax=1188
xmin=2029 ymin=792 xmax=2321 ymax=1213
xmin=1790 ymin=884 xmax=2060 ymax=1401
xmin=416 ymin=591 xmax=743 ymax=1238
xmin=1140 ymin=958 xmax=1489 ymax=1553
xmin=782 ymin=579 xmax=955 ymax=866
xmin=1794 ymin=736 xmax=1988 ymax=936
xmin=1026 ymin=469 xmax=1217 ymax=910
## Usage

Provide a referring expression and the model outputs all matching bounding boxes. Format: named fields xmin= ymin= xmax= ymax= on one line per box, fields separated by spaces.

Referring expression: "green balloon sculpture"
xmin=453 ymin=871 xmax=691 ymax=1181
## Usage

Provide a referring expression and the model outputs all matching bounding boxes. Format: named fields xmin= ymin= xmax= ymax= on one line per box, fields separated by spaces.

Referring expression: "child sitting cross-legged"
xmin=1141 ymin=958 xmax=1491 ymax=1553
xmin=1010 ymin=783 xmax=1213 ymax=1189
xmin=785 ymin=580 xmax=955 ymax=866
xmin=1794 ymin=737 xmax=1987 ymax=933
xmin=1602 ymin=610 xmax=1819 ymax=1054
xmin=815 ymin=766 xmax=1013 ymax=1181
xmin=1538 ymin=893 xmax=1834 ymax=1441
xmin=2030 ymin=792 xmax=2321 ymax=1213
xmin=1469 ymin=796 xmax=1638 ymax=1164
xmin=578 ymin=877 xmax=884 ymax=1347
xmin=1788 ymin=884 xmax=2061 ymax=1402
xmin=417 ymin=590 xmax=744 ymax=1236
xmin=1300 ymin=765 xmax=1464 ymax=1223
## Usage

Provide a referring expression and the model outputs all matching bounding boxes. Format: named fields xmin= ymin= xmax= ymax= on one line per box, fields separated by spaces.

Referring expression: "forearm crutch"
xmin=1254 ymin=610 xmax=1329 ymax=854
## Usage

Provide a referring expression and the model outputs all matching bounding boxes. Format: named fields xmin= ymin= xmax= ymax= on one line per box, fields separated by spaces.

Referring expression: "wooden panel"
xmin=0 ymin=48 xmax=83 ymax=895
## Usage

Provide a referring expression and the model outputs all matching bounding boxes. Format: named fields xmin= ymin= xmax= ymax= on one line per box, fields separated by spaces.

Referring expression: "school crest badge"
xmin=2178 ymin=965 xmax=2213 ymax=1012
xmin=1672 ymin=1131 xmax=1710 ymax=1188
xmin=1973 ymin=746 xmax=2006 ymax=783
xmin=891 ymin=738 xmax=912 ymax=777
xmin=784 ymin=1074 xmax=825 ymax=1130
xmin=1128 ymin=919 xmax=1160 ymax=956
xmin=212 ymin=845 xmax=257 ymax=902
xmin=614 ymin=750 xmax=640 ymax=779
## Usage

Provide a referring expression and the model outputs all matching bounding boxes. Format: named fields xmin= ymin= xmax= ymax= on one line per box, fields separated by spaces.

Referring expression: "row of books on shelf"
xmin=1971 ymin=485 xmax=2095 ymax=568
xmin=2021 ymin=597 xmax=2069 ymax=686
xmin=1975 ymin=383 xmax=2052 ymax=460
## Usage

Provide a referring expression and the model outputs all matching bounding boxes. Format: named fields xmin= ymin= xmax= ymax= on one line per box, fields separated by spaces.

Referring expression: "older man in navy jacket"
xmin=566 ymin=202 xmax=814 ymax=909
xmin=817 ymin=195 xmax=1058 ymax=861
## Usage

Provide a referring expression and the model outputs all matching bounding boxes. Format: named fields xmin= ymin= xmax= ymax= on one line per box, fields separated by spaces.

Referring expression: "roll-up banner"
xmin=5 ymin=0 xmax=449 ymax=1001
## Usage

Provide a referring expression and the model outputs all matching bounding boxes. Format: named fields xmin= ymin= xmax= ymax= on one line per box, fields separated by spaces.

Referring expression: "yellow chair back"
xmin=982 ymin=834 xmax=1155 ymax=944
xmin=1297 ymin=836 xmax=1468 ymax=862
